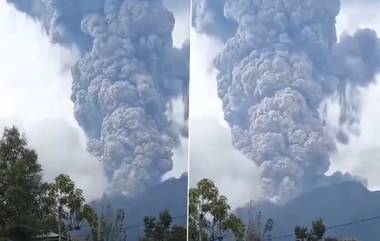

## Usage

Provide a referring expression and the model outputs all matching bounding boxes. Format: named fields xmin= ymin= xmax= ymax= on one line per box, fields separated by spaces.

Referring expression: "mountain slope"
xmin=237 ymin=181 xmax=380 ymax=241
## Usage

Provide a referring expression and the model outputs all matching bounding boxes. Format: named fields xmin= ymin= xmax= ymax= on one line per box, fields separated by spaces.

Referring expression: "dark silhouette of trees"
xmin=294 ymin=219 xmax=357 ymax=241
xmin=189 ymin=178 xmax=245 ymax=241
xmin=0 ymin=127 xmax=55 ymax=240
xmin=48 ymin=174 xmax=97 ymax=240
xmin=140 ymin=210 xmax=186 ymax=241
xmin=0 ymin=127 xmax=96 ymax=241
xmin=245 ymin=206 xmax=273 ymax=241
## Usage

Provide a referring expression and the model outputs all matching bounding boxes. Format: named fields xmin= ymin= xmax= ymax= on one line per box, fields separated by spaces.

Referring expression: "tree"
xmin=92 ymin=203 xmax=126 ymax=241
xmin=0 ymin=127 xmax=56 ymax=240
xmin=0 ymin=127 xmax=97 ymax=241
xmin=168 ymin=226 xmax=187 ymax=241
xmin=294 ymin=219 xmax=356 ymax=241
xmin=48 ymin=174 xmax=97 ymax=241
xmin=111 ymin=209 xmax=126 ymax=241
xmin=93 ymin=202 xmax=114 ymax=241
xmin=140 ymin=210 xmax=186 ymax=241
xmin=189 ymin=178 xmax=245 ymax=241
xmin=295 ymin=219 xmax=325 ymax=241
xmin=245 ymin=207 xmax=273 ymax=241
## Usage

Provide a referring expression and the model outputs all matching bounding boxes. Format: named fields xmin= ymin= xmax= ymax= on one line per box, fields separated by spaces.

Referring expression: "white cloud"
xmin=0 ymin=2 xmax=107 ymax=201
xmin=165 ymin=0 xmax=190 ymax=47
xmin=163 ymin=136 xmax=189 ymax=180
xmin=189 ymin=29 xmax=261 ymax=208
xmin=162 ymin=2 xmax=190 ymax=179
xmin=328 ymin=1 xmax=380 ymax=191
xmin=25 ymin=119 xmax=108 ymax=201
xmin=329 ymin=80 xmax=380 ymax=190
xmin=189 ymin=30 xmax=225 ymax=122
xmin=190 ymin=117 xmax=262 ymax=209
xmin=336 ymin=0 xmax=380 ymax=35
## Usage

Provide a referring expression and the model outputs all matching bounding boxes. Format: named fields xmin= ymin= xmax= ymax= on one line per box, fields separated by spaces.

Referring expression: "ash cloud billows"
xmin=192 ymin=0 xmax=237 ymax=41
xmin=72 ymin=0 xmax=189 ymax=196
xmin=193 ymin=0 xmax=380 ymax=202
xmin=7 ymin=0 xmax=189 ymax=197
xmin=6 ymin=0 xmax=105 ymax=52
xmin=5 ymin=0 xmax=44 ymax=17
xmin=332 ymin=29 xmax=380 ymax=143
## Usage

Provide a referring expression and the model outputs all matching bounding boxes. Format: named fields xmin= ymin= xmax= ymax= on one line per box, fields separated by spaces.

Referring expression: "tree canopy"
xmin=189 ymin=178 xmax=245 ymax=241
xmin=294 ymin=219 xmax=357 ymax=241
xmin=0 ymin=127 xmax=55 ymax=240
xmin=0 ymin=127 xmax=96 ymax=241
xmin=140 ymin=210 xmax=186 ymax=241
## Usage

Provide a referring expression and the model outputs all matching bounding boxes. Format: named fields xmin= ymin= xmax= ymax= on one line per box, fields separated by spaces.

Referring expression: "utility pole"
xmin=113 ymin=209 xmax=126 ymax=241
xmin=58 ymin=206 xmax=62 ymax=241
xmin=198 ymin=199 xmax=204 ymax=241
xmin=198 ymin=213 xmax=203 ymax=241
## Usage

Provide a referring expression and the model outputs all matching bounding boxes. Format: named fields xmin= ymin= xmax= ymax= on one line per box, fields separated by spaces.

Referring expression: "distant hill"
xmin=93 ymin=174 xmax=188 ymax=241
xmin=237 ymin=181 xmax=380 ymax=241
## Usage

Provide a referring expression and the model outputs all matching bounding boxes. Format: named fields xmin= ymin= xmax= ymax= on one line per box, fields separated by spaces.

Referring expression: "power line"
xmin=52 ymin=213 xmax=380 ymax=240
xmin=215 ymin=214 xmax=380 ymax=241
xmin=326 ymin=215 xmax=380 ymax=230
xmin=70 ymin=214 xmax=187 ymax=239
xmin=270 ymin=214 xmax=380 ymax=240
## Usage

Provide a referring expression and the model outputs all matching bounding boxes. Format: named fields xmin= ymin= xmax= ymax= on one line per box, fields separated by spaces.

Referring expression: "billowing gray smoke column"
xmin=192 ymin=0 xmax=237 ymax=41
xmin=193 ymin=0 xmax=380 ymax=202
xmin=72 ymin=0 xmax=189 ymax=196
xmin=332 ymin=29 xmax=380 ymax=143
xmin=7 ymin=0 xmax=189 ymax=196
xmin=5 ymin=0 xmax=44 ymax=17
xmin=7 ymin=0 xmax=105 ymax=52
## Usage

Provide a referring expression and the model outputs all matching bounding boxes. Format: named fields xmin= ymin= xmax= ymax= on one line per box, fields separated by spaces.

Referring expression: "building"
xmin=36 ymin=233 xmax=68 ymax=241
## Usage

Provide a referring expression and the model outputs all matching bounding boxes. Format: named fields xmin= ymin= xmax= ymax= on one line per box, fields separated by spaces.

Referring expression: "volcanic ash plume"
xmin=7 ymin=0 xmax=189 ymax=196
xmin=331 ymin=29 xmax=380 ymax=143
xmin=72 ymin=0 xmax=189 ymax=196
xmin=6 ymin=0 xmax=105 ymax=52
xmin=193 ymin=0 xmax=380 ymax=202
xmin=192 ymin=0 xmax=237 ymax=41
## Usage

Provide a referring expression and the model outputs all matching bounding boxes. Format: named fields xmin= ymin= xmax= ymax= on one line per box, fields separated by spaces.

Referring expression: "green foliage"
xmin=168 ymin=226 xmax=187 ymax=241
xmin=0 ymin=127 xmax=57 ymax=240
xmin=294 ymin=218 xmax=325 ymax=241
xmin=189 ymin=178 xmax=245 ymax=241
xmin=93 ymin=203 xmax=114 ymax=241
xmin=140 ymin=210 xmax=186 ymax=241
xmin=90 ymin=203 xmax=128 ymax=241
xmin=83 ymin=204 xmax=98 ymax=229
xmin=294 ymin=219 xmax=356 ymax=241
xmin=0 ymin=127 xmax=97 ymax=240
xmin=48 ymin=174 xmax=98 ymax=236
xmin=245 ymin=210 xmax=273 ymax=241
